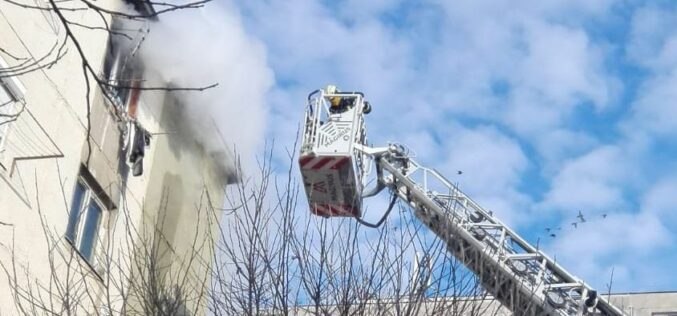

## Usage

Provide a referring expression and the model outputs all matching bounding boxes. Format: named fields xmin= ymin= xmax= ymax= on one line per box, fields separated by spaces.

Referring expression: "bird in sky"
xmin=457 ymin=170 xmax=463 ymax=175
xmin=571 ymin=222 xmax=578 ymax=229
xmin=602 ymin=213 xmax=608 ymax=219
xmin=577 ymin=210 xmax=586 ymax=223
xmin=549 ymin=233 xmax=556 ymax=238
xmin=545 ymin=227 xmax=552 ymax=232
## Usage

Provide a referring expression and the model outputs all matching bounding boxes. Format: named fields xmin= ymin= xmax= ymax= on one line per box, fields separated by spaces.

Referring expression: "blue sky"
xmin=169 ymin=0 xmax=677 ymax=293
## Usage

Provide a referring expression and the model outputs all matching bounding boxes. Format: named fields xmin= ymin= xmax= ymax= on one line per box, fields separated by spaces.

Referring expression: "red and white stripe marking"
xmin=311 ymin=203 xmax=358 ymax=218
xmin=299 ymin=155 xmax=350 ymax=171
xmin=300 ymin=155 xmax=359 ymax=217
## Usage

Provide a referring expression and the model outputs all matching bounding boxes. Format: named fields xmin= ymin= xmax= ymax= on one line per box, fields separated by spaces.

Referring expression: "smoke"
xmin=139 ymin=1 xmax=273 ymax=170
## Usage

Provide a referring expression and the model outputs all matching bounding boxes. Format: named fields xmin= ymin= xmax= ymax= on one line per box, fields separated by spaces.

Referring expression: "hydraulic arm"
xmin=356 ymin=144 xmax=625 ymax=316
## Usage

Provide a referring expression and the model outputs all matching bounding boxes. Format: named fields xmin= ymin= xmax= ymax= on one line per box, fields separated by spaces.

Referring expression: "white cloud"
xmin=641 ymin=177 xmax=677 ymax=225
xmin=623 ymin=5 xmax=677 ymax=140
xmin=625 ymin=71 xmax=677 ymax=138
xmin=547 ymin=211 xmax=673 ymax=291
xmin=335 ymin=0 xmax=405 ymax=22
xmin=239 ymin=0 xmax=412 ymax=93
xmin=416 ymin=1 xmax=620 ymax=171
xmin=533 ymin=129 xmax=598 ymax=175
xmin=440 ymin=126 xmax=527 ymax=193
xmin=230 ymin=0 xmax=677 ymax=293
xmin=545 ymin=174 xmax=677 ymax=291
xmin=236 ymin=0 xmax=624 ymax=229
xmin=627 ymin=6 xmax=677 ymax=71
xmin=437 ymin=126 xmax=531 ymax=226
xmin=542 ymin=146 xmax=632 ymax=214
xmin=552 ymin=213 xmax=670 ymax=260
xmin=517 ymin=21 xmax=613 ymax=109
xmin=238 ymin=0 xmax=621 ymax=168
xmin=237 ymin=0 xmax=420 ymax=149
xmin=429 ymin=0 xmax=617 ymax=107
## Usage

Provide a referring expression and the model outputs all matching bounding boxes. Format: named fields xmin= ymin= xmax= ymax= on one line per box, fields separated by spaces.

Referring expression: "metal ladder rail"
xmin=375 ymin=155 xmax=625 ymax=316
xmin=378 ymin=157 xmax=562 ymax=315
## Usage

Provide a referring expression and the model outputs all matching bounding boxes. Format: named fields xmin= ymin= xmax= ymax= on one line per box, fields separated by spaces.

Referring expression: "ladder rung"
xmin=505 ymin=253 xmax=541 ymax=260
xmin=547 ymin=282 xmax=582 ymax=290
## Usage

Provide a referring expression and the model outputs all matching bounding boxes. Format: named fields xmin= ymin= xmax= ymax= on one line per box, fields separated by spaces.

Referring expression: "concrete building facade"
xmin=0 ymin=0 xmax=228 ymax=314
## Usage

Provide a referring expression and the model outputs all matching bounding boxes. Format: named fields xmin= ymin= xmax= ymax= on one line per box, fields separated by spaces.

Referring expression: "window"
xmin=66 ymin=175 xmax=107 ymax=264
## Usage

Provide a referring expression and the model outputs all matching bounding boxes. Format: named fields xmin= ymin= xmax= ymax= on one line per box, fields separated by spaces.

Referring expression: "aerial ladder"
xmin=298 ymin=86 xmax=627 ymax=316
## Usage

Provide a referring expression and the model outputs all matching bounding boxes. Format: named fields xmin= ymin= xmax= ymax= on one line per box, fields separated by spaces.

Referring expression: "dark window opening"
xmin=124 ymin=0 xmax=156 ymax=18
xmin=102 ymin=18 xmax=147 ymax=118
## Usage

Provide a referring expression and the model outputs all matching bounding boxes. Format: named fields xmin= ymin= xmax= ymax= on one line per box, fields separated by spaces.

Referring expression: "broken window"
xmin=102 ymin=17 xmax=148 ymax=118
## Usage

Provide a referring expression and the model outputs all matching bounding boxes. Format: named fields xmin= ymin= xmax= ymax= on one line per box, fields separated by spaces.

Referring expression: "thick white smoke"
xmin=139 ymin=1 xmax=273 ymax=167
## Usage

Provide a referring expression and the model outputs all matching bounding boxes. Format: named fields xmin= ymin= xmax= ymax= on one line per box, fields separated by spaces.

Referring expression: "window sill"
xmin=64 ymin=237 xmax=105 ymax=283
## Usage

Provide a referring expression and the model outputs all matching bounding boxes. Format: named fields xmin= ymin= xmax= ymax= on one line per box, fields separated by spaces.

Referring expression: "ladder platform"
xmin=299 ymin=154 xmax=361 ymax=217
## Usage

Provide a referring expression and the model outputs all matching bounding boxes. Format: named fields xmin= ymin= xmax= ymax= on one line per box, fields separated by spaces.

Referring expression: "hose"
xmin=355 ymin=189 xmax=398 ymax=228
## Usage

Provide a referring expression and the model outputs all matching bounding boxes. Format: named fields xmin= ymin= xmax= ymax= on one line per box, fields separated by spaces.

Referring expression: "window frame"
xmin=0 ymin=56 xmax=26 ymax=100
xmin=66 ymin=172 xmax=110 ymax=268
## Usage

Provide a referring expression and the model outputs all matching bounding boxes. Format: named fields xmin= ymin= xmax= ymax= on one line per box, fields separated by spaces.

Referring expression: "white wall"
xmin=0 ymin=2 xmax=226 ymax=314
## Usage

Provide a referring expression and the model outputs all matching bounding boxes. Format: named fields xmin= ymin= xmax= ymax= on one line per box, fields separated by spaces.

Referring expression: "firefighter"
xmin=329 ymin=96 xmax=354 ymax=114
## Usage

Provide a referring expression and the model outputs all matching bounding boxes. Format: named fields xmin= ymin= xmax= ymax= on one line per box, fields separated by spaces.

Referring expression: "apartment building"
xmin=0 ymin=0 xmax=229 ymax=314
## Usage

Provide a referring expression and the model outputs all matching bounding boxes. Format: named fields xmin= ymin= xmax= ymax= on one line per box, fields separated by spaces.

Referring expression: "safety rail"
xmin=301 ymin=89 xmax=367 ymax=155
